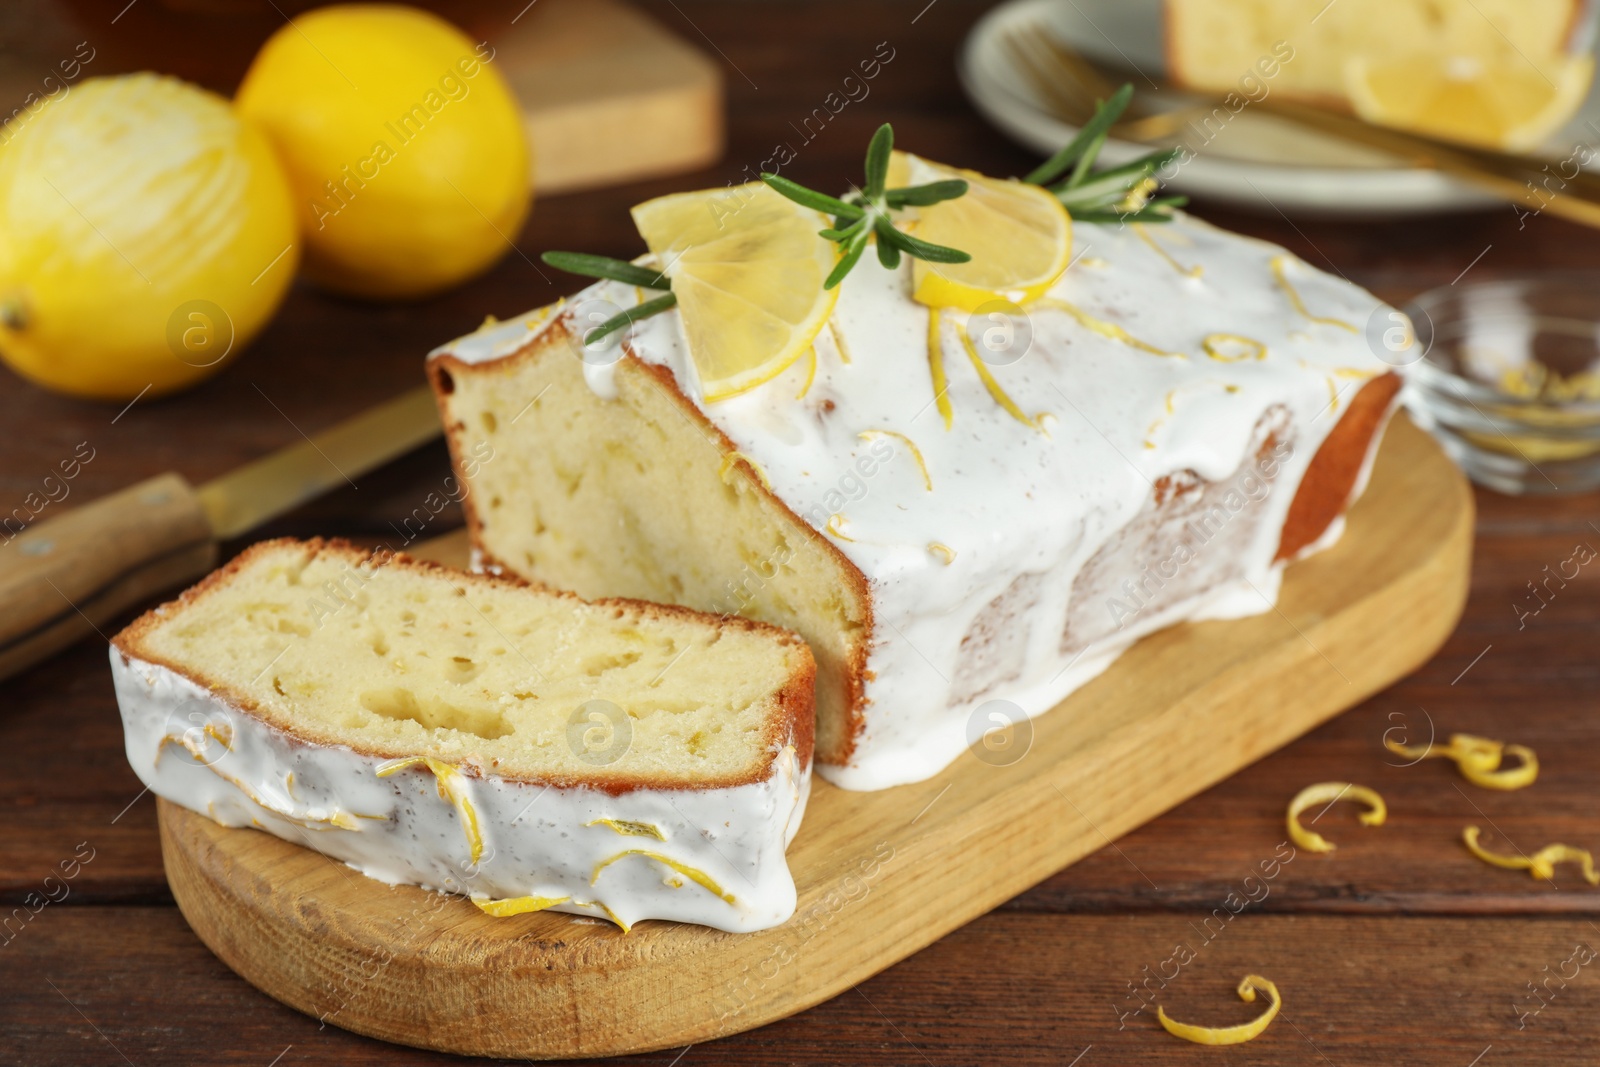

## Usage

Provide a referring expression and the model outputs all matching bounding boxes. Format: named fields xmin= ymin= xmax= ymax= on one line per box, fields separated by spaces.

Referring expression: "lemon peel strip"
xmin=859 ymin=429 xmax=932 ymax=490
xmin=586 ymin=817 xmax=666 ymax=840
xmin=926 ymin=309 xmax=953 ymax=429
xmin=1158 ymin=974 xmax=1281 ymax=1045
xmin=473 ymin=894 xmax=571 ymax=917
xmin=1134 ymin=222 xmax=1202 ymax=278
xmin=204 ymin=721 xmax=234 ymax=750
xmin=376 ymin=756 xmax=484 ymax=864
xmin=827 ymin=317 xmax=852 ymax=364
xmin=592 ymin=849 xmax=735 ymax=904
xmin=1032 ymin=297 xmax=1185 ymax=359
xmin=1462 ymin=826 xmax=1600 ymax=884
xmin=795 ymin=346 xmax=818 ymax=399
xmin=1270 ymin=256 xmax=1358 ymax=333
xmin=927 ymin=541 xmax=956 ymax=564
xmin=825 ymin=514 xmax=855 ymax=541
xmin=956 ymin=326 xmax=1039 ymax=430
xmin=1202 ymin=333 xmax=1267 ymax=362
xmin=1386 ymin=733 xmax=1538 ymax=791
xmin=718 ymin=450 xmax=773 ymax=492
xmin=1286 ymin=782 xmax=1386 ymax=853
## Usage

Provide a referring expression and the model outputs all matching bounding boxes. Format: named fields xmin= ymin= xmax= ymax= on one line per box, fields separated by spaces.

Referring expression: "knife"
xmin=0 ymin=385 xmax=441 ymax=682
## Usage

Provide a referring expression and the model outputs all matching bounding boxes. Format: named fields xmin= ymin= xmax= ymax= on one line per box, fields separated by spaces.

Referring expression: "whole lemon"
xmin=235 ymin=5 xmax=533 ymax=299
xmin=0 ymin=74 xmax=299 ymax=401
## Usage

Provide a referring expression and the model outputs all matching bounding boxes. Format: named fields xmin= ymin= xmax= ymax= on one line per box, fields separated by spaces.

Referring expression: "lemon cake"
xmin=109 ymin=538 xmax=814 ymax=933
xmin=428 ymin=180 xmax=1403 ymax=791
xmin=1165 ymin=0 xmax=1594 ymax=148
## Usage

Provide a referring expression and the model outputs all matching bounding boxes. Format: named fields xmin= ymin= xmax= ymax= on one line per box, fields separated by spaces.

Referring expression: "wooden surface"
xmin=4 ymin=2 xmax=1600 ymax=1064
xmin=154 ymin=412 xmax=1470 ymax=1060
xmin=0 ymin=473 xmax=215 ymax=682
xmin=2 ymin=0 xmax=722 ymax=196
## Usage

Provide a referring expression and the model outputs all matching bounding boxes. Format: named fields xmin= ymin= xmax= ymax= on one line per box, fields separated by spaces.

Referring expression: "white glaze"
xmin=431 ymin=211 xmax=1399 ymax=791
xmin=111 ymin=650 xmax=809 ymax=933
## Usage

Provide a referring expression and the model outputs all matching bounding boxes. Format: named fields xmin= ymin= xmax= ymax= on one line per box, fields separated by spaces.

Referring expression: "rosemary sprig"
xmin=1024 ymin=83 xmax=1186 ymax=223
xmin=539 ymin=251 xmax=674 ymax=344
xmin=762 ymin=123 xmax=972 ymax=289
xmin=541 ymin=100 xmax=1181 ymax=348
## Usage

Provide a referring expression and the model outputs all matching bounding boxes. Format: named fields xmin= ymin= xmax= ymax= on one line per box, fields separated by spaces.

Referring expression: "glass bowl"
xmin=1403 ymin=273 xmax=1600 ymax=495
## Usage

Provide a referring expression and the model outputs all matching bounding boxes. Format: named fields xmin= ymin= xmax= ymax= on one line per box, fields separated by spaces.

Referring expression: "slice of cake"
xmin=428 ymin=206 xmax=1403 ymax=791
xmin=110 ymin=538 xmax=814 ymax=933
xmin=1165 ymin=0 xmax=1592 ymax=148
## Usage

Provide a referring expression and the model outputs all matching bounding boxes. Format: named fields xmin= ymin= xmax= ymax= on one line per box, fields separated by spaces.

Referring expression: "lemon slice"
xmin=892 ymin=152 xmax=1072 ymax=313
xmin=1345 ymin=53 xmax=1594 ymax=151
xmin=631 ymin=182 xmax=838 ymax=402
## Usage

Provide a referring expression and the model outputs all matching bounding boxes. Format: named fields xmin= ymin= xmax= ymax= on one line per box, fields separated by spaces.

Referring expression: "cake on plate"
xmin=428 ymin=149 xmax=1403 ymax=790
xmin=1165 ymin=0 xmax=1593 ymax=149
xmin=110 ymin=538 xmax=813 ymax=933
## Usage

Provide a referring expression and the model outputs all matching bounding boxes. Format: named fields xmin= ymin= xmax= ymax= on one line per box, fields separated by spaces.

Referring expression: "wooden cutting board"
xmin=484 ymin=0 xmax=724 ymax=193
xmin=157 ymin=413 xmax=1473 ymax=1060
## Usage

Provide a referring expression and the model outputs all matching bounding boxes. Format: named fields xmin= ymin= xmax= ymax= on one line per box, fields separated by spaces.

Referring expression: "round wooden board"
xmin=159 ymin=414 xmax=1473 ymax=1060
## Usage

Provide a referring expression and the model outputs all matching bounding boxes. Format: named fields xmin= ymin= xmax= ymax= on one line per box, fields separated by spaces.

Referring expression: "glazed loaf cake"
xmin=429 ymin=212 xmax=1401 ymax=790
xmin=110 ymin=538 xmax=814 ymax=933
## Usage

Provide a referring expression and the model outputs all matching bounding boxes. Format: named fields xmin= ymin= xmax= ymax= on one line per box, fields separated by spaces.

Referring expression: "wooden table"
xmin=4 ymin=2 xmax=1599 ymax=1064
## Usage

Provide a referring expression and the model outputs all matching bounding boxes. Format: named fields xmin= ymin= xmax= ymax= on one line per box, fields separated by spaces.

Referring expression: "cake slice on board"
xmin=110 ymin=538 xmax=813 ymax=933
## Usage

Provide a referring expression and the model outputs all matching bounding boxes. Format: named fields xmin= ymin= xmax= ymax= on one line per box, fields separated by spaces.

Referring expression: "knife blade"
xmin=0 ymin=384 xmax=442 ymax=682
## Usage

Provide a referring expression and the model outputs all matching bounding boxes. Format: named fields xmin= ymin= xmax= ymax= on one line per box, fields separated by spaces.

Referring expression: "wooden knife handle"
xmin=0 ymin=473 xmax=218 ymax=682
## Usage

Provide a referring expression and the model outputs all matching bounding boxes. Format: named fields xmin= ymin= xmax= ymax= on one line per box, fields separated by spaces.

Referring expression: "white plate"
xmin=959 ymin=0 xmax=1600 ymax=218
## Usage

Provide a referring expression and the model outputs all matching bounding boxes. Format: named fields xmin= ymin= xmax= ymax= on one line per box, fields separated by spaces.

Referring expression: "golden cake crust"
xmin=111 ymin=537 xmax=815 ymax=795
xmin=428 ymin=320 xmax=872 ymax=767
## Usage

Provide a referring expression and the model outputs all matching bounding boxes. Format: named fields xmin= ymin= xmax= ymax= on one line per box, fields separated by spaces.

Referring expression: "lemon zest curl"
xmin=1286 ymin=782 xmax=1386 ymax=853
xmin=1462 ymin=826 xmax=1600 ymax=885
xmin=1386 ymin=732 xmax=1538 ymax=790
xmin=1158 ymin=974 xmax=1282 ymax=1045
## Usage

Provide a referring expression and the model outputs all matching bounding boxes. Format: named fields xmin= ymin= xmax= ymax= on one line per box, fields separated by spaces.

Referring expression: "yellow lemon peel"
xmin=1287 ymin=782 xmax=1387 ymax=853
xmin=956 ymin=325 xmax=1041 ymax=431
xmin=1158 ymin=974 xmax=1282 ymax=1046
xmin=859 ymin=430 xmax=933 ymax=491
xmin=827 ymin=317 xmax=853 ymax=364
xmin=825 ymin=514 xmax=855 ymax=541
xmin=592 ymin=850 xmax=735 ymax=904
xmin=927 ymin=541 xmax=957 ymax=565
xmin=1202 ymin=333 xmax=1267 ymax=363
xmin=718 ymin=450 xmax=773 ymax=493
xmin=1270 ymin=256 xmax=1358 ymax=333
xmin=586 ymin=817 xmax=666 ymax=840
xmin=376 ymin=756 xmax=484 ymax=864
xmin=795 ymin=346 xmax=818 ymax=400
xmin=1032 ymin=297 xmax=1185 ymax=359
xmin=1385 ymin=733 xmax=1538 ymax=791
xmin=926 ymin=308 xmax=954 ymax=430
xmin=1134 ymin=222 xmax=1202 ymax=278
xmin=1462 ymin=826 xmax=1600 ymax=885
xmin=473 ymin=894 xmax=571 ymax=917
